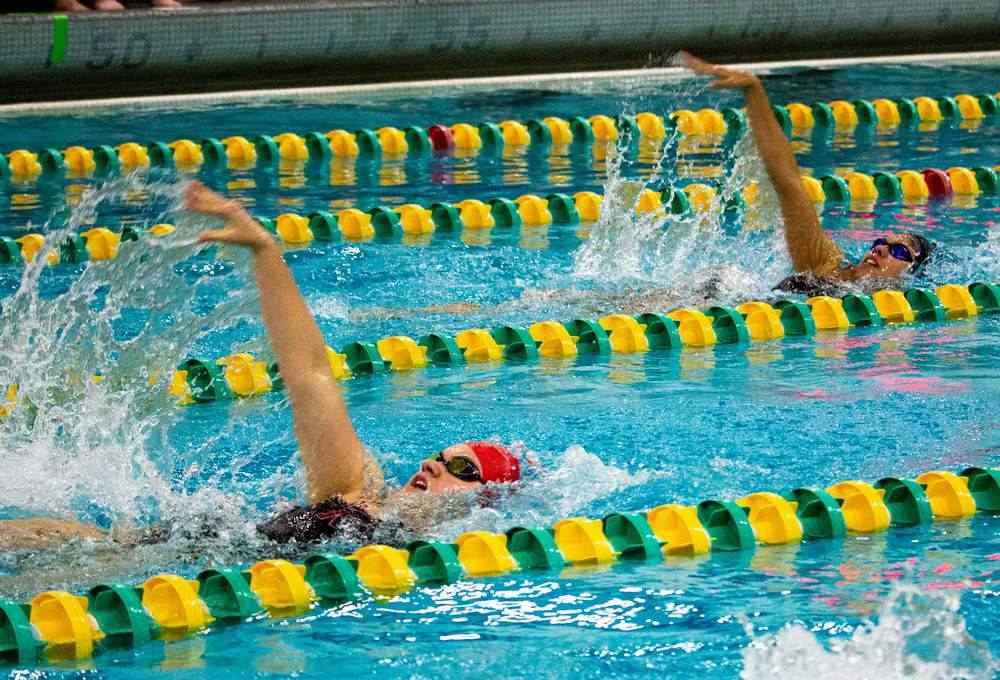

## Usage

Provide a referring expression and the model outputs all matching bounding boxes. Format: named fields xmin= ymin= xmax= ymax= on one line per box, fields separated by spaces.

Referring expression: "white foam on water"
xmin=928 ymin=220 xmax=1000 ymax=285
xmin=408 ymin=443 xmax=668 ymax=540
xmin=569 ymin=105 xmax=792 ymax=306
xmin=0 ymin=176 xmax=262 ymax=528
xmin=741 ymin=584 xmax=997 ymax=680
xmin=309 ymin=294 xmax=352 ymax=320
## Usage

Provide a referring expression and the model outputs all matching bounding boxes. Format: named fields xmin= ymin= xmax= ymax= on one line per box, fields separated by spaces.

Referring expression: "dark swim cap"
xmin=907 ymin=233 xmax=935 ymax=273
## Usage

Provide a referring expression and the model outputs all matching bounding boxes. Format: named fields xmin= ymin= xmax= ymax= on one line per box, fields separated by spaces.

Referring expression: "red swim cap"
xmin=467 ymin=441 xmax=520 ymax=484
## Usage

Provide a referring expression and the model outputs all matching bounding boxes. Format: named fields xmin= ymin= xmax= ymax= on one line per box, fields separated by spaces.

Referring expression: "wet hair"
xmin=907 ymin=233 xmax=936 ymax=274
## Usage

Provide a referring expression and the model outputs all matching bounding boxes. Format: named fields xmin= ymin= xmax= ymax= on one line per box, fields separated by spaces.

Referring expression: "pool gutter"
xmin=0 ymin=0 xmax=998 ymax=105
xmin=1 ymin=49 xmax=999 ymax=116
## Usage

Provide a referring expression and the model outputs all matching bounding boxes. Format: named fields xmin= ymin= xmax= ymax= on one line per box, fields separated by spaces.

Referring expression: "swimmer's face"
xmin=852 ymin=234 xmax=920 ymax=279
xmin=402 ymin=443 xmax=483 ymax=495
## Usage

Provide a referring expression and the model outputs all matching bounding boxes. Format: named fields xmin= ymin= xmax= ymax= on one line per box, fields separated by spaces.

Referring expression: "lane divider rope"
xmin=159 ymin=281 xmax=1000 ymax=404
xmin=2 ymin=92 xmax=998 ymax=181
xmin=2 ymin=465 xmax=997 ymax=665
xmin=3 ymin=162 xmax=998 ymax=263
xmin=0 ymin=282 xmax=993 ymax=414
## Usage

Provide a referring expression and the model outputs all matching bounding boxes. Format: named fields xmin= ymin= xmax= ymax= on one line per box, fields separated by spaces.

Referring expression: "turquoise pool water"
xmin=0 ymin=61 xmax=999 ymax=678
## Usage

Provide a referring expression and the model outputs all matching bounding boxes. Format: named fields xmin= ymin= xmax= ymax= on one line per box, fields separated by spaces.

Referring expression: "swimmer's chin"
xmin=382 ymin=487 xmax=477 ymax=534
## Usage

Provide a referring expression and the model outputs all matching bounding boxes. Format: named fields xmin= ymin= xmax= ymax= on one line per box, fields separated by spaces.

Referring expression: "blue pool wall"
xmin=2 ymin=0 xmax=1000 ymax=104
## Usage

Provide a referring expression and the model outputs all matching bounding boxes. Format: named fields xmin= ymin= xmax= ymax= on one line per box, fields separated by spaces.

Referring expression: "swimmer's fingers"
xmin=196 ymin=227 xmax=237 ymax=244
xmin=184 ymin=180 xmax=242 ymax=217
xmin=198 ymin=220 xmax=273 ymax=252
xmin=707 ymin=72 xmax=758 ymax=90
xmin=197 ymin=226 xmax=252 ymax=246
xmin=679 ymin=51 xmax=756 ymax=89
xmin=679 ymin=50 xmax=736 ymax=80
xmin=678 ymin=51 xmax=719 ymax=76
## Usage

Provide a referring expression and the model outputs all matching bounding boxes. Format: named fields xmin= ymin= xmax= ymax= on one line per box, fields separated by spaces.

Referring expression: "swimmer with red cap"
xmin=184 ymin=182 xmax=522 ymax=545
xmin=0 ymin=183 xmax=521 ymax=551
xmin=256 ymin=438 xmax=521 ymax=544
xmin=405 ymin=441 xmax=521 ymax=493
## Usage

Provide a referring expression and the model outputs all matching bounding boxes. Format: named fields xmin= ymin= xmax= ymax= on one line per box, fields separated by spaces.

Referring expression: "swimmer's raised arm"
xmin=680 ymin=52 xmax=843 ymax=276
xmin=185 ymin=182 xmax=368 ymax=505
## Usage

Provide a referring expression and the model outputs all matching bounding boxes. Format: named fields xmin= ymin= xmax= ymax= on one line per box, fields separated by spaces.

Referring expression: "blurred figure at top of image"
xmin=40 ymin=0 xmax=184 ymax=11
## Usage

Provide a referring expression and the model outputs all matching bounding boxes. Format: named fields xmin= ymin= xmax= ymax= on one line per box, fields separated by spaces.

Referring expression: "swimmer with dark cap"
xmin=679 ymin=52 xmax=934 ymax=296
xmin=312 ymin=55 xmax=938 ymax=325
xmin=0 ymin=183 xmax=521 ymax=551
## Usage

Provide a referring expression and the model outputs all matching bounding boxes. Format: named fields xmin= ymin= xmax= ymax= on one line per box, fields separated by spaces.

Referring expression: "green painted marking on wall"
xmin=47 ymin=14 xmax=68 ymax=66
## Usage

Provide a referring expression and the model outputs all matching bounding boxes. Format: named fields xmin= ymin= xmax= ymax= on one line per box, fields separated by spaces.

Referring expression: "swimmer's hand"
xmin=678 ymin=51 xmax=759 ymax=90
xmin=185 ymin=180 xmax=274 ymax=253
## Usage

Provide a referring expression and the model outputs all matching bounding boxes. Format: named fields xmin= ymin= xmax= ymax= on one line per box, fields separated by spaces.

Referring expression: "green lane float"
xmin=782 ymin=488 xmax=845 ymax=539
xmin=842 ymin=293 xmax=883 ymax=327
xmin=505 ymin=527 xmax=566 ymax=570
xmin=697 ymin=500 xmax=756 ymax=551
xmin=874 ymin=477 xmax=933 ymax=526
xmin=962 ymin=468 xmax=1000 ymax=512
xmin=565 ymin=318 xmax=612 ymax=355
xmin=196 ymin=568 xmax=264 ymax=620
xmin=5 ymin=91 xmax=998 ymax=184
xmin=0 ymin=600 xmax=45 ymax=664
xmin=602 ymin=513 xmax=662 ymax=560
xmin=304 ymin=554 xmax=362 ymax=602
xmin=405 ymin=541 xmax=463 ymax=585
xmin=87 ymin=583 xmax=157 ymax=649
xmin=12 ymin=464 xmax=986 ymax=666
xmin=153 ymin=281 xmax=1000 ymax=407
xmin=7 ymin=162 xmax=992 ymax=269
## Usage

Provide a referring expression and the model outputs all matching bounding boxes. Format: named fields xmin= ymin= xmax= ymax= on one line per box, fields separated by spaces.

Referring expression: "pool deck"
xmin=1 ymin=49 xmax=998 ymax=115
xmin=1 ymin=0 xmax=999 ymax=104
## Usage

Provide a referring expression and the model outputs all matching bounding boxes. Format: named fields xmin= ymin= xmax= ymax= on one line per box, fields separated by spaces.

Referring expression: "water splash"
xmin=0 ymin=176 xmax=665 ymax=595
xmin=741 ymin=584 xmax=997 ymax=680
xmin=570 ymin=110 xmax=791 ymax=307
xmin=406 ymin=444 xmax=667 ymax=540
xmin=0 ymin=176 xmax=261 ymax=529
xmin=923 ymin=220 xmax=1000 ymax=285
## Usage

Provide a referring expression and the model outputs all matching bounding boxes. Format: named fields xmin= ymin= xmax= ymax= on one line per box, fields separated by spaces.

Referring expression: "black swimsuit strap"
xmin=774 ymin=273 xmax=847 ymax=298
xmin=257 ymin=496 xmax=381 ymax=545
